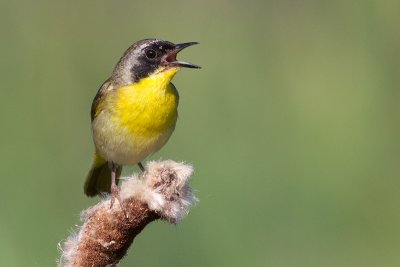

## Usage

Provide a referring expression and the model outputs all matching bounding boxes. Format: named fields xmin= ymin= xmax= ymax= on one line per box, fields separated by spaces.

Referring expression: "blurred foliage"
xmin=0 ymin=0 xmax=399 ymax=266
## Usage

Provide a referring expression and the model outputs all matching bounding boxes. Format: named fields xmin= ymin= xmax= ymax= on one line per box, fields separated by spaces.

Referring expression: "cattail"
xmin=58 ymin=160 xmax=197 ymax=267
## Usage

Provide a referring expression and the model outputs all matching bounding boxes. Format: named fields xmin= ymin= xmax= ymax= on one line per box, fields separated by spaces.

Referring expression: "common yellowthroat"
xmin=84 ymin=39 xmax=200 ymax=206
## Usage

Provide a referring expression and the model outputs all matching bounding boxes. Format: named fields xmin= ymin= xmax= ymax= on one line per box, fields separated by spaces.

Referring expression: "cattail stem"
xmin=58 ymin=160 xmax=197 ymax=267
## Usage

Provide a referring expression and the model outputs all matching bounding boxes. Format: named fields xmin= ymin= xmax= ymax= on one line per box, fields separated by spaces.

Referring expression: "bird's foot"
xmin=138 ymin=162 xmax=145 ymax=172
xmin=110 ymin=183 xmax=128 ymax=218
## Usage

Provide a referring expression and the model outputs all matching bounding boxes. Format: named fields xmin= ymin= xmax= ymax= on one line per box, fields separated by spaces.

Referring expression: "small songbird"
xmin=84 ymin=39 xmax=200 ymax=206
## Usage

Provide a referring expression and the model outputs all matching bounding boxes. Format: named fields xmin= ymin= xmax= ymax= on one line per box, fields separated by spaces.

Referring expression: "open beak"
xmin=164 ymin=42 xmax=201 ymax=69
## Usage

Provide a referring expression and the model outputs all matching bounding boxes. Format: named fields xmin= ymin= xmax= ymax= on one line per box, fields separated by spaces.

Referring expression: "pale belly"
xmin=92 ymin=110 xmax=176 ymax=165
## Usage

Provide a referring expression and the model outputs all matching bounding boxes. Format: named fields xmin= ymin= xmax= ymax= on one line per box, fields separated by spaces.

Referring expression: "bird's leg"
xmin=109 ymin=162 xmax=127 ymax=217
xmin=138 ymin=162 xmax=145 ymax=172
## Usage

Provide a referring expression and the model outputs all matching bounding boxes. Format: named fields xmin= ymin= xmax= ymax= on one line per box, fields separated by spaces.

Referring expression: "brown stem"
xmin=59 ymin=160 xmax=197 ymax=267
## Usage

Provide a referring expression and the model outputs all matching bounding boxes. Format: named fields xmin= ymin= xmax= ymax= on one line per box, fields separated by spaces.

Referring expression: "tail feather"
xmin=84 ymin=154 xmax=122 ymax=197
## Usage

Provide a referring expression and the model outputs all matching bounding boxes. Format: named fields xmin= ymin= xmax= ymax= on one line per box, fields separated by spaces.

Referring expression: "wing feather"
xmin=91 ymin=79 xmax=114 ymax=121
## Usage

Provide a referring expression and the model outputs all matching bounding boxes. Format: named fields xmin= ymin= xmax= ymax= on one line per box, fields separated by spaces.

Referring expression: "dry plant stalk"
xmin=58 ymin=160 xmax=197 ymax=267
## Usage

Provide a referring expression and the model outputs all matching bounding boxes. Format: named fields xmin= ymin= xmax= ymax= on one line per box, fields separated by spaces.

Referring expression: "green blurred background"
xmin=1 ymin=0 xmax=399 ymax=266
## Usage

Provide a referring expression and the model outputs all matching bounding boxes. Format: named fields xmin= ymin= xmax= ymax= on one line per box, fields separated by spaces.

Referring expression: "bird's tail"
xmin=84 ymin=153 xmax=122 ymax=197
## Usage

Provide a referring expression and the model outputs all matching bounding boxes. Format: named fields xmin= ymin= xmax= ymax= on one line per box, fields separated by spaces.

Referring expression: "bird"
xmin=84 ymin=39 xmax=200 ymax=207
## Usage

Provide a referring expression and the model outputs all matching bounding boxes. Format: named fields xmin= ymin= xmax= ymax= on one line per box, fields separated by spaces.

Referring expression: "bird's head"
xmin=112 ymin=39 xmax=200 ymax=85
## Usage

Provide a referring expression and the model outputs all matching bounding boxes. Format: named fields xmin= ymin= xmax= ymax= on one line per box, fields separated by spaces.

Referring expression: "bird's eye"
xmin=145 ymin=49 xmax=157 ymax=59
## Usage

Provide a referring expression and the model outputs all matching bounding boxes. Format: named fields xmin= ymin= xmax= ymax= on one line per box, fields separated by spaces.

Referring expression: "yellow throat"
xmin=115 ymin=67 xmax=179 ymax=136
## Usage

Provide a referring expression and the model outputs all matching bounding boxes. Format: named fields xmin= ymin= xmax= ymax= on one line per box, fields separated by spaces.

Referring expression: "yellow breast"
xmin=115 ymin=68 xmax=179 ymax=136
xmin=92 ymin=67 xmax=180 ymax=165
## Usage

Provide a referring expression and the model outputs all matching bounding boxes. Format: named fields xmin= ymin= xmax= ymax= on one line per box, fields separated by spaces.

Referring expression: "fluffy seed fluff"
xmin=58 ymin=160 xmax=197 ymax=267
xmin=120 ymin=160 xmax=198 ymax=223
